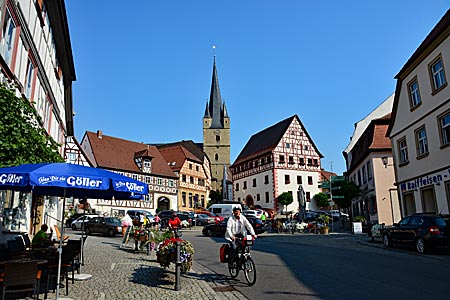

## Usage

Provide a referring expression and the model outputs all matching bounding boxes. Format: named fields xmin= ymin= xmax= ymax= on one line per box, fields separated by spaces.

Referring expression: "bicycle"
xmin=227 ymin=236 xmax=257 ymax=286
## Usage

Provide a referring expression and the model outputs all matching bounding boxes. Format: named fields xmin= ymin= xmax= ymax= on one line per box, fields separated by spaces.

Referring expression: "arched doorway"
xmin=157 ymin=197 xmax=170 ymax=212
xmin=245 ymin=195 xmax=254 ymax=209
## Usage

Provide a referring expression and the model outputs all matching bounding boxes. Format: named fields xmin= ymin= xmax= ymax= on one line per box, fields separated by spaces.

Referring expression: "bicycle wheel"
xmin=228 ymin=257 xmax=239 ymax=278
xmin=243 ymin=256 xmax=256 ymax=286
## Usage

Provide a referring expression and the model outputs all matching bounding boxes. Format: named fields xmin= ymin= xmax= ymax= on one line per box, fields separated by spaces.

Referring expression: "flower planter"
xmin=156 ymin=238 xmax=194 ymax=273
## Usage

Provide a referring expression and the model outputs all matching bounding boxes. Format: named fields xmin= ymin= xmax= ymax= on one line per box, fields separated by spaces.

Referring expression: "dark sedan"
xmin=202 ymin=216 xmax=265 ymax=237
xmin=84 ymin=217 xmax=122 ymax=237
xmin=382 ymin=213 xmax=449 ymax=254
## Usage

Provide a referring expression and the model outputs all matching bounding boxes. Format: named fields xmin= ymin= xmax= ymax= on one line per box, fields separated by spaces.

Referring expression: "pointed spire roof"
xmin=208 ymin=56 xmax=224 ymax=128
xmin=203 ymin=100 xmax=211 ymax=118
xmin=222 ymin=101 xmax=228 ymax=118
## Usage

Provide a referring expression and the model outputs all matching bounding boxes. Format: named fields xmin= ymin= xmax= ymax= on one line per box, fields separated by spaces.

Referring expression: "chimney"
xmin=97 ymin=130 xmax=103 ymax=139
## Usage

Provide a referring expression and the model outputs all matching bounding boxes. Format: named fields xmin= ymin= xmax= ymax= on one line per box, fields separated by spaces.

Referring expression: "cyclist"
xmin=225 ymin=207 xmax=257 ymax=260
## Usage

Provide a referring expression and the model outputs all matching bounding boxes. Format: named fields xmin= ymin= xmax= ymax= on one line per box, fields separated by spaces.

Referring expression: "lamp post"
xmin=330 ymin=176 xmax=333 ymax=233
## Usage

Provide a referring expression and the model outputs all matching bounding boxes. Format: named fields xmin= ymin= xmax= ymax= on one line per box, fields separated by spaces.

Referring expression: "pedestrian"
xmin=32 ymin=224 xmax=53 ymax=247
xmin=260 ymin=212 xmax=266 ymax=223
xmin=154 ymin=214 xmax=160 ymax=230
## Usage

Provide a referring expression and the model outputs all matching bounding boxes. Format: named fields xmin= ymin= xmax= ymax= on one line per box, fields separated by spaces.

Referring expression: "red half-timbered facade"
xmin=231 ymin=115 xmax=323 ymax=214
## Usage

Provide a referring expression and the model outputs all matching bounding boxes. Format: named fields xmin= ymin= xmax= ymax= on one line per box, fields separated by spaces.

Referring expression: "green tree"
xmin=277 ymin=192 xmax=293 ymax=214
xmin=0 ymin=85 xmax=63 ymax=167
xmin=331 ymin=179 xmax=360 ymax=209
xmin=208 ymin=190 xmax=223 ymax=206
xmin=314 ymin=192 xmax=330 ymax=208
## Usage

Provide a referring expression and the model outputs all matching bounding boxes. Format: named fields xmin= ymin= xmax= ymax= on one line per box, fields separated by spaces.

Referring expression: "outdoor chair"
xmin=0 ymin=261 xmax=39 ymax=300
xmin=53 ymin=225 xmax=69 ymax=242
xmin=45 ymin=243 xmax=77 ymax=298
xmin=7 ymin=239 xmax=27 ymax=259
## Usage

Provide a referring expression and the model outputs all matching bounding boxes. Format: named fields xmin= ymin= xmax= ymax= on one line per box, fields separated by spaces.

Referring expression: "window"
xmin=299 ymin=157 xmax=305 ymax=165
xmin=182 ymin=174 xmax=186 ymax=182
xmin=143 ymin=159 xmax=151 ymax=168
xmin=306 ymin=192 xmax=311 ymax=202
xmin=190 ymin=176 xmax=194 ymax=184
xmin=256 ymin=194 xmax=260 ymax=202
xmin=145 ymin=176 xmax=151 ymax=184
xmin=25 ymin=59 xmax=35 ymax=99
xmin=189 ymin=163 xmax=192 ymax=169
xmin=182 ymin=192 xmax=186 ymax=207
xmin=313 ymin=159 xmax=318 ymax=166
xmin=215 ymin=153 xmax=219 ymax=161
xmin=196 ymin=165 xmax=199 ymax=171
xmin=168 ymin=180 xmax=174 ymax=187
xmin=1 ymin=9 xmax=16 ymax=66
xmin=366 ymin=161 xmax=372 ymax=180
xmin=288 ymin=156 xmax=294 ymax=164
xmin=439 ymin=111 xmax=450 ymax=147
xmin=362 ymin=165 xmax=367 ymax=183
xmin=189 ymin=193 xmax=193 ymax=208
xmin=267 ymin=156 xmax=272 ymax=163
xmin=308 ymin=176 xmax=313 ymax=185
xmin=415 ymin=126 xmax=429 ymax=157
xmin=216 ymin=135 xmax=220 ymax=142
xmin=297 ymin=176 xmax=302 ymax=184
xmin=307 ymin=158 xmax=312 ymax=166
xmin=264 ymin=175 xmax=269 ymax=184
xmin=286 ymin=143 xmax=290 ymax=148
xmin=408 ymin=77 xmax=421 ymax=108
xmin=157 ymin=178 xmax=162 ymax=185
xmin=198 ymin=179 xmax=205 ymax=186
xmin=398 ymin=138 xmax=409 ymax=164
xmin=243 ymin=181 xmax=247 ymax=189
xmin=252 ymin=178 xmax=257 ymax=187
xmin=304 ymin=146 xmax=309 ymax=150
xmin=285 ymin=175 xmax=290 ymax=184
xmin=235 ymin=183 xmax=239 ymax=191
xmin=357 ymin=170 xmax=361 ymax=185
xmin=279 ymin=155 xmax=285 ymax=163
xmin=429 ymin=55 xmax=447 ymax=92
xmin=265 ymin=192 xmax=270 ymax=203
xmin=132 ymin=174 xmax=138 ymax=180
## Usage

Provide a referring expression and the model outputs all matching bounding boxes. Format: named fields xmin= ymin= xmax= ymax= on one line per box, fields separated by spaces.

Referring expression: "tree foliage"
xmin=314 ymin=192 xmax=330 ymax=208
xmin=331 ymin=179 xmax=360 ymax=209
xmin=208 ymin=190 xmax=223 ymax=206
xmin=0 ymin=85 xmax=63 ymax=167
xmin=277 ymin=192 xmax=293 ymax=213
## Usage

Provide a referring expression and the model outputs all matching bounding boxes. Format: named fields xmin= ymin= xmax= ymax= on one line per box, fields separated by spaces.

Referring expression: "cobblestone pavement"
xmin=39 ymin=232 xmax=245 ymax=300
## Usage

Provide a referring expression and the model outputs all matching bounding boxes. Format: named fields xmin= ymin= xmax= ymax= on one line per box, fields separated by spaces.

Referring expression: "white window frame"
xmin=429 ymin=55 xmax=447 ymax=92
xmin=415 ymin=126 xmax=429 ymax=157
xmin=439 ymin=111 xmax=450 ymax=146
xmin=1 ymin=9 xmax=16 ymax=66
xmin=408 ymin=78 xmax=421 ymax=107
xmin=398 ymin=138 xmax=409 ymax=164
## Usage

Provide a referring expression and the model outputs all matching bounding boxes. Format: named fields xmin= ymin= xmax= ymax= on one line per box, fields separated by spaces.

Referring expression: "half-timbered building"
xmin=81 ymin=131 xmax=178 ymax=215
xmin=231 ymin=115 xmax=323 ymax=213
xmin=157 ymin=141 xmax=210 ymax=212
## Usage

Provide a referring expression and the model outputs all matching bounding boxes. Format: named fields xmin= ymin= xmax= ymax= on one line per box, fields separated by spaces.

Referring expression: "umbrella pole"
xmin=55 ymin=194 xmax=66 ymax=299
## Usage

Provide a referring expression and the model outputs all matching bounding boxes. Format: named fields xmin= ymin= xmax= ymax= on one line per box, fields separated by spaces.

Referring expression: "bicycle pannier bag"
xmin=220 ymin=244 xmax=230 ymax=263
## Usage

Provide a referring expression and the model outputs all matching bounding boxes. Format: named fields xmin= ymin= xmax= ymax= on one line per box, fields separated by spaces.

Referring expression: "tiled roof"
xmin=370 ymin=124 xmax=391 ymax=149
xmin=234 ymin=114 xmax=322 ymax=164
xmin=320 ymin=169 xmax=337 ymax=181
xmin=158 ymin=144 xmax=202 ymax=172
xmin=155 ymin=140 xmax=206 ymax=162
xmin=84 ymin=131 xmax=176 ymax=178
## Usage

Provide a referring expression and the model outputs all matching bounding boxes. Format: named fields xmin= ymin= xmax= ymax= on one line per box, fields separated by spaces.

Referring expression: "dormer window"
xmin=144 ymin=159 xmax=151 ymax=168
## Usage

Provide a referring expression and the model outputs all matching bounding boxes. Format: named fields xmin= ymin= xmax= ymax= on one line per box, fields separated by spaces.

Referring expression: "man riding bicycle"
xmin=225 ymin=207 xmax=257 ymax=260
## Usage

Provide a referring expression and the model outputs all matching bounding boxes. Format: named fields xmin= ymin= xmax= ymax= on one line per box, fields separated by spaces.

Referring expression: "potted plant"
xmin=318 ymin=214 xmax=330 ymax=234
xmin=156 ymin=230 xmax=195 ymax=273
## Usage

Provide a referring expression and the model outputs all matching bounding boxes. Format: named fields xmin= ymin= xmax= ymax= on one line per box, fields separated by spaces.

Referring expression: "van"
xmin=208 ymin=203 xmax=243 ymax=217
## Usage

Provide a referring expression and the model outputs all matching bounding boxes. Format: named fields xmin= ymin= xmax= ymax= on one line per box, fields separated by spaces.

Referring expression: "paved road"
xmin=186 ymin=228 xmax=450 ymax=300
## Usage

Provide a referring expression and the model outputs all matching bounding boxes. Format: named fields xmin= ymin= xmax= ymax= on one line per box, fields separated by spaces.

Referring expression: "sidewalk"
xmin=41 ymin=234 xmax=245 ymax=300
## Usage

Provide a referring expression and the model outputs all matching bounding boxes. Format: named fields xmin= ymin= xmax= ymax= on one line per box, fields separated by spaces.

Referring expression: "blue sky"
xmin=66 ymin=1 xmax=449 ymax=175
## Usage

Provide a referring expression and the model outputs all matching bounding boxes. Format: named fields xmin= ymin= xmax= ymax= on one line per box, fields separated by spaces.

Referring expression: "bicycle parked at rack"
xmin=228 ymin=236 xmax=257 ymax=286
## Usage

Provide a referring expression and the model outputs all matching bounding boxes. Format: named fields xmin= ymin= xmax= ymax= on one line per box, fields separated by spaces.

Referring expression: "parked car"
xmin=194 ymin=214 xmax=216 ymax=226
xmin=198 ymin=211 xmax=224 ymax=224
xmin=65 ymin=213 xmax=85 ymax=228
xmin=71 ymin=214 xmax=99 ymax=230
xmin=243 ymin=209 xmax=263 ymax=219
xmin=177 ymin=212 xmax=193 ymax=228
xmin=382 ymin=213 xmax=450 ymax=254
xmin=202 ymin=216 xmax=266 ymax=237
xmin=127 ymin=209 xmax=155 ymax=223
xmin=84 ymin=217 xmax=122 ymax=237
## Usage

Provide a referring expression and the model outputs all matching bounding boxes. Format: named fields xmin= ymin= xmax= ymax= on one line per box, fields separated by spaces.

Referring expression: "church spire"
xmin=203 ymin=100 xmax=211 ymax=118
xmin=208 ymin=56 xmax=223 ymax=128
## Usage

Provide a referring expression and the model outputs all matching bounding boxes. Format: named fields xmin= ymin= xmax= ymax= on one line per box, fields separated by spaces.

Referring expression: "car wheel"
xmin=416 ymin=238 xmax=426 ymax=254
xmin=85 ymin=227 xmax=91 ymax=235
xmin=207 ymin=229 xmax=215 ymax=237
xmin=108 ymin=229 xmax=115 ymax=237
xmin=71 ymin=224 xmax=77 ymax=230
xmin=383 ymin=234 xmax=391 ymax=247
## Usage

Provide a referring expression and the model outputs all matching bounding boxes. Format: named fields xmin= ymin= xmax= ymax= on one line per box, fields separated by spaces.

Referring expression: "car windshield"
xmin=434 ymin=218 xmax=446 ymax=226
xmin=106 ymin=218 xmax=121 ymax=225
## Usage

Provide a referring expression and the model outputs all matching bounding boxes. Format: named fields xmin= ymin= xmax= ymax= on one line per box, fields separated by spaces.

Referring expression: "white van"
xmin=208 ymin=203 xmax=243 ymax=217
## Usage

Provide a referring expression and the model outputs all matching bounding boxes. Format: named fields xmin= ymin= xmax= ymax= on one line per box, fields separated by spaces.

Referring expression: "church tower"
xmin=203 ymin=57 xmax=230 ymax=197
